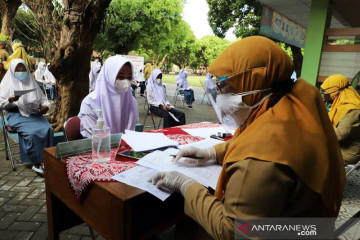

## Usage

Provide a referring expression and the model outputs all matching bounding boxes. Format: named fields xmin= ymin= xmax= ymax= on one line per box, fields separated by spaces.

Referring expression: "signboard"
xmin=117 ymin=55 xmax=145 ymax=81
xmin=259 ymin=6 xmax=306 ymax=48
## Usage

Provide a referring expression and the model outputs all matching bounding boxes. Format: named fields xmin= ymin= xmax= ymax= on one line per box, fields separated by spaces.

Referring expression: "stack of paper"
xmin=121 ymin=130 xmax=179 ymax=151
xmin=137 ymin=148 xmax=222 ymax=190
xmin=113 ymin=130 xmax=225 ymax=201
xmin=112 ymin=166 xmax=171 ymax=201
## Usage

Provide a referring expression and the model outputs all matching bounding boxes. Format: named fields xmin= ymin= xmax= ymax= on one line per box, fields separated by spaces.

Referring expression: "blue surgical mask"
xmin=14 ymin=71 xmax=28 ymax=81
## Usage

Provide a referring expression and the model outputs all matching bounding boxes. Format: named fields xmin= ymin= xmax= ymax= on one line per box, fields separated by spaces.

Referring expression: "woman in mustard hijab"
xmin=149 ymin=36 xmax=345 ymax=239
xmin=321 ymin=74 xmax=360 ymax=165
xmin=5 ymin=42 xmax=32 ymax=71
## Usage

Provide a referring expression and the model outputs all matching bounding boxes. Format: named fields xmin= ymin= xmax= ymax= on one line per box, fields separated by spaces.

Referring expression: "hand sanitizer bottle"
xmin=92 ymin=110 xmax=111 ymax=162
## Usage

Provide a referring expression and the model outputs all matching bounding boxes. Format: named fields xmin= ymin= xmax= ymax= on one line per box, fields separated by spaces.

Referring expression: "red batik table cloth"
xmin=65 ymin=122 xmax=223 ymax=199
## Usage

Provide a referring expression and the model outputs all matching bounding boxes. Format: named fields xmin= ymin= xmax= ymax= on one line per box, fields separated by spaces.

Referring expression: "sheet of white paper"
xmin=14 ymin=88 xmax=36 ymax=97
xmin=111 ymin=166 xmax=172 ymax=201
xmin=137 ymin=148 xmax=222 ymax=189
xmin=182 ymin=126 xmax=235 ymax=139
xmin=122 ymin=130 xmax=179 ymax=152
xmin=178 ymin=138 xmax=224 ymax=150
xmin=168 ymin=111 xmax=180 ymax=122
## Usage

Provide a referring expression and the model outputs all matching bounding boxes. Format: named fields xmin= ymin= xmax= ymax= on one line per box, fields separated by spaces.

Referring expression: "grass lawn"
xmin=162 ymin=74 xmax=206 ymax=87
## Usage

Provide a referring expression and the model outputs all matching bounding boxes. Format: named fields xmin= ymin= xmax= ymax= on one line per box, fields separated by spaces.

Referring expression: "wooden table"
xmin=44 ymin=147 xmax=184 ymax=240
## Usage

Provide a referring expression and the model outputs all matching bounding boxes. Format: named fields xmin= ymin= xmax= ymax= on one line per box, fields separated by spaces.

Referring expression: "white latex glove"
xmin=148 ymin=171 xmax=195 ymax=196
xmin=172 ymin=146 xmax=216 ymax=166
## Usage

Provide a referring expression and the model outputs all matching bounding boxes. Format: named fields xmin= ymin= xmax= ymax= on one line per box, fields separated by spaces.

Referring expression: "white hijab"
xmin=80 ymin=55 xmax=139 ymax=134
xmin=147 ymin=69 xmax=166 ymax=105
xmin=0 ymin=59 xmax=49 ymax=117
xmin=34 ymin=62 xmax=46 ymax=82
xmin=89 ymin=59 xmax=102 ymax=89
xmin=44 ymin=68 xmax=56 ymax=84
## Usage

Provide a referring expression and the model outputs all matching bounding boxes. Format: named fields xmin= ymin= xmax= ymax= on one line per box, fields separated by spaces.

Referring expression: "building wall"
xmin=319 ymin=52 xmax=360 ymax=78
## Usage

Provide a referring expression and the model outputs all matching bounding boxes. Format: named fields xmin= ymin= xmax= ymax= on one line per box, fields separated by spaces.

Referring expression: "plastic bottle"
xmin=92 ymin=110 xmax=111 ymax=162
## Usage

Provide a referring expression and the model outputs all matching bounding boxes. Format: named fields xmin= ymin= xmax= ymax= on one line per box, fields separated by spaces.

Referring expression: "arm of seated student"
xmin=147 ymin=90 xmax=161 ymax=107
xmin=79 ymin=104 xmax=97 ymax=138
xmin=0 ymin=94 xmax=18 ymax=110
xmin=333 ymin=109 xmax=360 ymax=142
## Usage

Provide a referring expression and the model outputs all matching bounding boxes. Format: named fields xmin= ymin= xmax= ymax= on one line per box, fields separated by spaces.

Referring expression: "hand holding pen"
xmin=171 ymin=146 xmax=216 ymax=166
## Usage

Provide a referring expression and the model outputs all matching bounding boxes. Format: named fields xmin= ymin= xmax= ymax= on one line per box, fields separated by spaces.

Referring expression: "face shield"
xmin=210 ymin=70 xmax=273 ymax=128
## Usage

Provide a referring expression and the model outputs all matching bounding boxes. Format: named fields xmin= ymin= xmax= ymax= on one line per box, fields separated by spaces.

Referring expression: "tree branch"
xmin=14 ymin=24 xmax=41 ymax=45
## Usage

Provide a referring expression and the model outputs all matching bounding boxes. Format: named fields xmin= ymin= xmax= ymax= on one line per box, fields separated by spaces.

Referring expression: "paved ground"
xmin=0 ymin=83 xmax=359 ymax=239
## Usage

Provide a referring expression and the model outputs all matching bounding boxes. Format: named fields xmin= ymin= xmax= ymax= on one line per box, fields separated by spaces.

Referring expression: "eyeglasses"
xmin=215 ymin=66 xmax=267 ymax=94
xmin=216 ymin=80 xmax=231 ymax=93
xmin=320 ymin=87 xmax=342 ymax=102
xmin=217 ymin=66 xmax=267 ymax=82
xmin=320 ymin=87 xmax=340 ymax=96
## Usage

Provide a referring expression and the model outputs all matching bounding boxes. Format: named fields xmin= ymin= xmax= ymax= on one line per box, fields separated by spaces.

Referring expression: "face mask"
xmin=156 ymin=78 xmax=161 ymax=85
xmin=216 ymin=89 xmax=272 ymax=127
xmin=14 ymin=71 xmax=28 ymax=81
xmin=115 ymin=79 xmax=131 ymax=93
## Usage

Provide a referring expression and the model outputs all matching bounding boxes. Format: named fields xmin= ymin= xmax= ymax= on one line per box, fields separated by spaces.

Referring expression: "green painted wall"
xmin=301 ymin=0 xmax=331 ymax=85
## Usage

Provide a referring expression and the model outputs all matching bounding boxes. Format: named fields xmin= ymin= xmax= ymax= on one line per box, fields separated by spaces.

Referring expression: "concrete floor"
xmin=0 ymin=83 xmax=359 ymax=239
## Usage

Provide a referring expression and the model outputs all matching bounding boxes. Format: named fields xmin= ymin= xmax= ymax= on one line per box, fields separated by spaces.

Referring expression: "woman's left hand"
xmin=38 ymin=106 xmax=49 ymax=114
xmin=148 ymin=171 xmax=195 ymax=196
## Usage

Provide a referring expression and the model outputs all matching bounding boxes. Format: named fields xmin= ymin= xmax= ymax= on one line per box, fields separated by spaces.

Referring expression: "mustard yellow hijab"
xmin=321 ymin=74 xmax=360 ymax=126
xmin=5 ymin=43 xmax=32 ymax=70
xmin=209 ymin=36 xmax=345 ymax=217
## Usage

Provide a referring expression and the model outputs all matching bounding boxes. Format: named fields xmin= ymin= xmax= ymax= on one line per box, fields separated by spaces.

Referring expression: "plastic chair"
xmin=174 ymin=86 xmax=185 ymax=107
xmin=199 ymin=80 xmax=210 ymax=105
xmin=42 ymin=82 xmax=51 ymax=100
xmin=143 ymin=91 xmax=163 ymax=129
xmin=0 ymin=110 xmax=19 ymax=171
xmin=345 ymin=160 xmax=360 ymax=177
xmin=63 ymin=116 xmax=83 ymax=141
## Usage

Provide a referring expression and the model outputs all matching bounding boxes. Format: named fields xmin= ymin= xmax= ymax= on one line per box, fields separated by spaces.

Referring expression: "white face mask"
xmin=156 ymin=78 xmax=161 ymax=85
xmin=216 ymin=89 xmax=272 ymax=127
xmin=115 ymin=79 xmax=131 ymax=93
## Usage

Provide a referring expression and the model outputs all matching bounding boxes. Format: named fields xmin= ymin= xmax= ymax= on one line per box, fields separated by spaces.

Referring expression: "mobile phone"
xmin=117 ymin=149 xmax=148 ymax=160
xmin=210 ymin=134 xmax=225 ymax=141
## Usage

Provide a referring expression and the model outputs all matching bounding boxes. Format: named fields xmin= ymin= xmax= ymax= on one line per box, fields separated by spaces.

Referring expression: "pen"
xmin=170 ymin=154 xmax=204 ymax=159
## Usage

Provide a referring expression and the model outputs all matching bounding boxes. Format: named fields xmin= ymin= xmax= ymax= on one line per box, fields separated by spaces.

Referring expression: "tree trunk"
xmin=50 ymin=0 xmax=111 ymax=132
xmin=290 ymin=45 xmax=303 ymax=78
xmin=158 ymin=54 xmax=168 ymax=68
xmin=0 ymin=0 xmax=22 ymax=39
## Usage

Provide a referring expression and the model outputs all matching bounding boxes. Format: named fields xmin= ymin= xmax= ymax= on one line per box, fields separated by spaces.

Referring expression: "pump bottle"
xmin=92 ymin=110 xmax=111 ymax=162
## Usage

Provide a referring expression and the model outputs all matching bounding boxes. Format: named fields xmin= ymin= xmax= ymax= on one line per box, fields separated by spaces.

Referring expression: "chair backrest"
xmin=64 ymin=116 xmax=83 ymax=141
